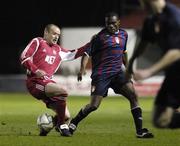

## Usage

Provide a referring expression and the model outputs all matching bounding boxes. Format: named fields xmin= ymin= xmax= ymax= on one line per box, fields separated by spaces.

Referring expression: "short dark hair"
xmin=45 ymin=24 xmax=60 ymax=32
xmin=105 ymin=12 xmax=119 ymax=19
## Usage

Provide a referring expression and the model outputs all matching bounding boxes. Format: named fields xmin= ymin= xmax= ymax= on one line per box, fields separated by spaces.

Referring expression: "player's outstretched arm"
xmin=77 ymin=54 xmax=89 ymax=82
xmin=133 ymin=49 xmax=180 ymax=81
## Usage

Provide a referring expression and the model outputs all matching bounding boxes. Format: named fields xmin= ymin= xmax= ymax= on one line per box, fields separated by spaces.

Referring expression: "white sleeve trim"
xmin=21 ymin=57 xmax=31 ymax=64
xmin=84 ymin=52 xmax=90 ymax=58
xmin=21 ymin=38 xmax=40 ymax=61
xmin=60 ymin=50 xmax=77 ymax=61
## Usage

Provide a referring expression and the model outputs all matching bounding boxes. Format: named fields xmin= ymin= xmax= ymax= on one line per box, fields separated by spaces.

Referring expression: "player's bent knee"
xmin=54 ymin=90 xmax=68 ymax=98
xmin=56 ymin=88 xmax=68 ymax=97
xmin=59 ymin=93 xmax=68 ymax=98
xmin=153 ymin=118 xmax=172 ymax=128
xmin=153 ymin=118 xmax=168 ymax=128
xmin=153 ymin=107 xmax=174 ymax=128
xmin=45 ymin=83 xmax=69 ymax=97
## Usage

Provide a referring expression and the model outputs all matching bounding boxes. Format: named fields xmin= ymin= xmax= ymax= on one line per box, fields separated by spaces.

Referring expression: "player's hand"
xmin=77 ymin=72 xmax=83 ymax=81
xmin=35 ymin=69 xmax=47 ymax=78
xmin=77 ymin=71 xmax=86 ymax=82
xmin=133 ymin=69 xmax=151 ymax=81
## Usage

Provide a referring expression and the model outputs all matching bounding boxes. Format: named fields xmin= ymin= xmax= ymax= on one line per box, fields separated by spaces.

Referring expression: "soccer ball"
xmin=37 ymin=113 xmax=54 ymax=131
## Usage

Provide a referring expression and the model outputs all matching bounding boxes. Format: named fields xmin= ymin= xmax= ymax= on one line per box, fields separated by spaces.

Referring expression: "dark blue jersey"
xmin=141 ymin=2 xmax=180 ymax=75
xmin=86 ymin=28 xmax=128 ymax=79
xmin=141 ymin=2 xmax=180 ymax=52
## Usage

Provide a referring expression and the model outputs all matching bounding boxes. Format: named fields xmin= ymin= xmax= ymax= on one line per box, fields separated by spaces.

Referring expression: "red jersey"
xmin=20 ymin=37 xmax=89 ymax=78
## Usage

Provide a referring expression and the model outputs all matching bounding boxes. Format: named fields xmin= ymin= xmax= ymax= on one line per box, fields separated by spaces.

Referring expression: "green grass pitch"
xmin=0 ymin=93 xmax=180 ymax=146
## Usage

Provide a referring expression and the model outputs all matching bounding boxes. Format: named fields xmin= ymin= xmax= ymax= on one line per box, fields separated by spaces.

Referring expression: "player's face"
xmin=45 ymin=26 xmax=60 ymax=45
xmin=105 ymin=16 xmax=120 ymax=34
xmin=149 ymin=0 xmax=165 ymax=13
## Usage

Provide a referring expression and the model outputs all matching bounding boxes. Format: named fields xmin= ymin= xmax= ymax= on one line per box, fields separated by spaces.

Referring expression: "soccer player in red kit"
xmin=20 ymin=24 xmax=88 ymax=137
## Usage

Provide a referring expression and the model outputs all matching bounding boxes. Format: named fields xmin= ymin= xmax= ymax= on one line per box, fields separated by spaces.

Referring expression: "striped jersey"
xmin=86 ymin=28 xmax=128 ymax=78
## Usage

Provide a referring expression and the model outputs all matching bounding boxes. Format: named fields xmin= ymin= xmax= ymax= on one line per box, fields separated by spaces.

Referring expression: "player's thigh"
xmin=26 ymin=78 xmax=53 ymax=99
xmin=91 ymin=77 xmax=110 ymax=97
xmin=45 ymin=82 xmax=67 ymax=97
xmin=113 ymin=81 xmax=137 ymax=100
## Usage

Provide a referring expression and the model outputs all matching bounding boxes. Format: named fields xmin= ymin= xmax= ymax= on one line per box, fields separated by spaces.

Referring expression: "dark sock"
xmin=169 ymin=112 xmax=180 ymax=128
xmin=71 ymin=109 xmax=87 ymax=125
xmin=131 ymin=107 xmax=143 ymax=133
xmin=72 ymin=106 xmax=94 ymax=125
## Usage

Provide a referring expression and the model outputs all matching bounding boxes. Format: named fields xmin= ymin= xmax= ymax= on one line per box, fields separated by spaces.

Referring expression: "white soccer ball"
xmin=37 ymin=113 xmax=54 ymax=131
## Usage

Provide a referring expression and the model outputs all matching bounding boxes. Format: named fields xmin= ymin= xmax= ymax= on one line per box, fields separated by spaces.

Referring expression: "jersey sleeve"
xmin=60 ymin=42 xmax=91 ymax=61
xmin=75 ymin=42 xmax=91 ymax=58
xmin=20 ymin=38 xmax=40 ymax=73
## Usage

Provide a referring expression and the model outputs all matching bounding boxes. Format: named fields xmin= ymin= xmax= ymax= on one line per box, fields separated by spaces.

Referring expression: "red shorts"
xmin=26 ymin=77 xmax=68 ymax=108
xmin=26 ymin=77 xmax=55 ymax=100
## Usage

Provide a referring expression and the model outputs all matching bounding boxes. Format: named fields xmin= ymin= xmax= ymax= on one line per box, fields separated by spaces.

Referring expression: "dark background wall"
xmin=0 ymin=0 xmax=139 ymax=74
xmin=0 ymin=0 xmax=179 ymax=74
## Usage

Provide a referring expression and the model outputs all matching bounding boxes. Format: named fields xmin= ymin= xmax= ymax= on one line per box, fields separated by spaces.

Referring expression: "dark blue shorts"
xmin=91 ymin=71 xmax=129 ymax=97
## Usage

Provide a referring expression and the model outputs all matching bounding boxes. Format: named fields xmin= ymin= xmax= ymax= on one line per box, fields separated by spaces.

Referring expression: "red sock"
xmin=55 ymin=100 xmax=66 ymax=126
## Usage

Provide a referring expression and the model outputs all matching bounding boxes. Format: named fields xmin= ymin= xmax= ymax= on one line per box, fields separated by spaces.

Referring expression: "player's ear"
xmin=44 ymin=29 xmax=48 ymax=35
xmin=44 ymin=28 xmax=49 ymax=39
